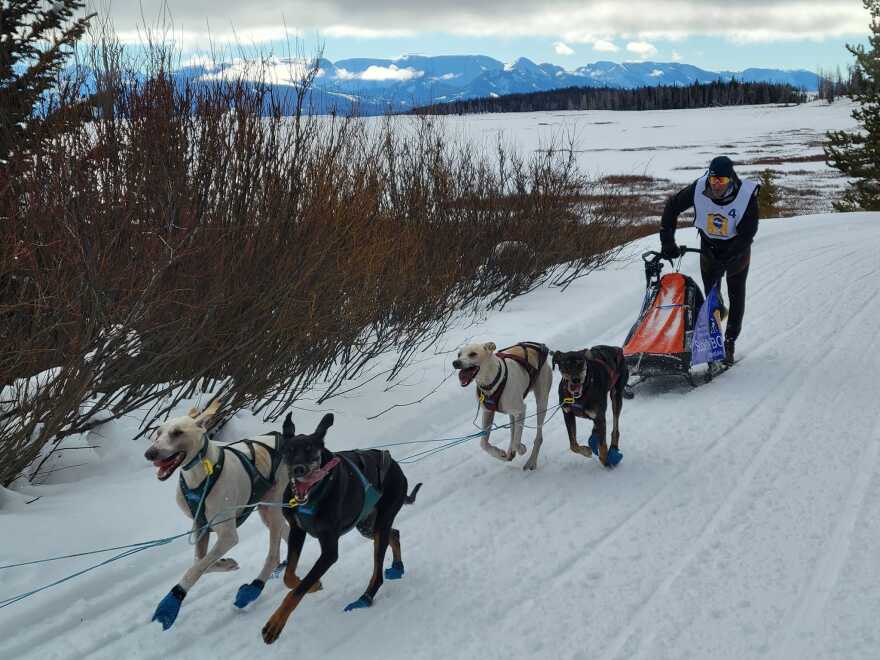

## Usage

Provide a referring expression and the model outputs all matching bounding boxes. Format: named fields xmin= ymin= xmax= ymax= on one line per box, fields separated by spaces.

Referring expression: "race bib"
xmin=705 ymin=213 xmax=730 ymax=237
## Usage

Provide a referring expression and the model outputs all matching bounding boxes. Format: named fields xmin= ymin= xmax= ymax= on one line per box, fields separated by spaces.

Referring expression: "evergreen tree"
xmin=0 ymin=0 xmax=95 ymax=163
xmin=824 ymin=0 xmax=880 ymax=211
xmin=757 ymin=169 xmax=781 ymax=217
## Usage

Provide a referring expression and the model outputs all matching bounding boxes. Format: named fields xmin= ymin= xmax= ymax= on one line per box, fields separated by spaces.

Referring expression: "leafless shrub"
xmin=0 ymin=30 xmax=648 ymax=486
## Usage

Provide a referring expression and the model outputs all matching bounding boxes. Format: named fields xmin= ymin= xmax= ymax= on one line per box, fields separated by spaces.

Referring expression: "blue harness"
xmin=292 ymin=450 xmax=388 ymax=537
xmin=179 ymin=436 xmax=281 ymax=530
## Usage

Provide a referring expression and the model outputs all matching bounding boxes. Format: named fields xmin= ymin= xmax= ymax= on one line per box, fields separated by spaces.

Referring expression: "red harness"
xmin=477 ymin=343 xmax=548 ymax=413
xmin=562 ymin=356 xmax=619 ymax=414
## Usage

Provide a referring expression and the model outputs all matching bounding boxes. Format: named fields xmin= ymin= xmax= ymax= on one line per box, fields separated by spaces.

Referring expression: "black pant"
xmin=700 ymin=247 xmax=750 ymax=342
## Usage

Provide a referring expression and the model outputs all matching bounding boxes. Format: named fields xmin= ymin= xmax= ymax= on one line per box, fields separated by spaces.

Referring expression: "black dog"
xmin=552 ymin=346 xmax=630 ymax=467
xmin=262 ymin=413 xmax=422 ymax=645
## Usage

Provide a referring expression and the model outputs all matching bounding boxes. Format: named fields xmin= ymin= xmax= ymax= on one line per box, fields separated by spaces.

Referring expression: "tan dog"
xmin=453 ymin=341 xmax=552 ymax=470
xmin=144 ymin=402 xmax=318 ymax=630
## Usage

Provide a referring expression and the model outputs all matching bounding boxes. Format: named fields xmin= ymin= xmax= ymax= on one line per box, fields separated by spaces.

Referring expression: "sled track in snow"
xmin=596 ymin=262 xmax=880 ymax=660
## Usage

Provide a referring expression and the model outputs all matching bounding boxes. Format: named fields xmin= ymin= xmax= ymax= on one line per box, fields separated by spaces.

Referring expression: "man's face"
xmin=708 ymin=175 xmax=732 ymax=199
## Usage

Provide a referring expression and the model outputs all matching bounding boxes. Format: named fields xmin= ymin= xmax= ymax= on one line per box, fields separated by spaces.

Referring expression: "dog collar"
xmin=290 ymin=457 xmax=340 ymax=506
xmin=478 ymin=358 xmax=507 ymax=396
xmin=181 ymin=436 xmax=210 ymax=472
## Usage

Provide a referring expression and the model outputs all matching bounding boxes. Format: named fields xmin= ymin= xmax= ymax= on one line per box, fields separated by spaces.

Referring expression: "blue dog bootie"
xmin=152 ymin=585 xmax=186 ymax=630
xmin=606 ymin=447 xmax=623 ymax=467
xmin=234 ymin=579 xmax=265 ymax=609
xmin=384 ymin=560 xmax=405 ymax=580
xmin=270 ymin=561 xmax=287 ymax=580
xmin=344 ymin=593 xmax=373 ymax=612
xmin=588 ymin=434 xmax=602 ymax=457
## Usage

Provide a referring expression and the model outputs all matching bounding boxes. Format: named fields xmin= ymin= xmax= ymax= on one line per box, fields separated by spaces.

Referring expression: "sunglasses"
xmin=708 ymin=175 xmax=731 ymax=186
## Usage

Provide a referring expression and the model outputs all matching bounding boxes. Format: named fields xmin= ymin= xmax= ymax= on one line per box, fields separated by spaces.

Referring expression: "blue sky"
xmin=105 ymin=1 xmax=871 ymax=73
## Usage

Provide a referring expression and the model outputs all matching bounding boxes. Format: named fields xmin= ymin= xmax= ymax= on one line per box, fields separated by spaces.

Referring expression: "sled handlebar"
xmin=641 ymin=246 xmax=703 ymax=263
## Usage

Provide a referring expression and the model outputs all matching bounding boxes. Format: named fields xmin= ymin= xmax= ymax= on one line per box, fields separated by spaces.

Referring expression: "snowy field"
xmin=438 ymin=99 xmax=860 ymax=216
xmin=2 ymin=103 xmax=879 ymax=660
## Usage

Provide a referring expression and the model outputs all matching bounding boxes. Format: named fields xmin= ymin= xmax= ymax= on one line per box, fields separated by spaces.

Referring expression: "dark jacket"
xmin=660 ymin=176 xmax=760 ymax=261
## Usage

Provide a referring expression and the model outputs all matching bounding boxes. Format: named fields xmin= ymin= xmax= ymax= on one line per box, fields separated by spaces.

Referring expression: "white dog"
xmin=144 ymin=402 xmax=318 ymax=630
xmin=453 ymin=341 xmax=552 ymax=470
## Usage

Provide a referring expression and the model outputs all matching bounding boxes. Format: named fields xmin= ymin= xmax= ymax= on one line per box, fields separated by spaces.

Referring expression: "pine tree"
xmin=0 ymin=0 xmax=95 ymax=164
xmin=757 ymin=169 xmax=781 ymax=217
xmin=824 ymin=0 xmax=880 ymax=211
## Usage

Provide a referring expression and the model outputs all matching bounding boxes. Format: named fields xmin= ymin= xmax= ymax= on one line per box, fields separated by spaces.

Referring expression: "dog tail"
xmin=404 ymin=483 xmax=423 ymax=505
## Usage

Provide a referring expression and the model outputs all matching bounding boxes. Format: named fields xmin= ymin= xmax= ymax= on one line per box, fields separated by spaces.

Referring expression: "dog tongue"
xmin=458 ymin=367 xmax=477 ymax=386
xmin=154 ymin=454 xmax=181 ymax=479
xmin=293 ymin=457 xmax=340 ymax=501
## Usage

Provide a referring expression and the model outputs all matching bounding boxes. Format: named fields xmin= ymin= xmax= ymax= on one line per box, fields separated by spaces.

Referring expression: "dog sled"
xmin=623 ymin=247 xmax=724 ymax=388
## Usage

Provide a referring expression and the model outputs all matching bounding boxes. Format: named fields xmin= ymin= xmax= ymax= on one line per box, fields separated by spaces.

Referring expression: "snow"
xmin=430 ymin=99 xmax=857 ymax=190
xmin=1 ymin=104 xmax=879 ymax=660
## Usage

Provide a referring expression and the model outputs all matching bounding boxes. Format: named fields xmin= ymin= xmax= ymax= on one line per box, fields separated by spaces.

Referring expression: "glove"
xmin=661 ymin=242 xmax=681 ymax=260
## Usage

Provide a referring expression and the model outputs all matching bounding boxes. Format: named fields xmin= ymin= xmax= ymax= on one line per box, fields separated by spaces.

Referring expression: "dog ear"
xmin=282 ymin=412 xmax=295 ymax=437
xmin=484 ymin=342 xmax=496 ymax=352
xmin=192 ymin=399 xmax=220 ymax=427
xmin=315 ymin=413 xmax=334 ymax=437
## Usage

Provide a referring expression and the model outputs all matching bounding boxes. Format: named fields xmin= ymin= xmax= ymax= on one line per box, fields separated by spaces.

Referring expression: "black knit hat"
xmin=708 ymin=156 xmax=735 ymax=178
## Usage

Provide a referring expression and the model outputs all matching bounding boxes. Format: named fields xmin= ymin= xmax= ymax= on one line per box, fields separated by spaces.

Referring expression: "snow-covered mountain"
xmin=175 ymin=55 xmax=821 ymax=115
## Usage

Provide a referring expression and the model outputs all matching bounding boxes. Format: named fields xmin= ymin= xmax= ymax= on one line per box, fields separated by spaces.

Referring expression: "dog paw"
xmin=211 ymin=558 xmax=239 ymax=572
xmin=522 ymin=460 xmax=537 ymax=471
xmin=384 ymin=561 xmax=405 ymax=580
xmin=152 ymin=586 xmax=186 ymax=631
xmin=517 ymin=443 xmax=528 ymax=456
xmin=234 ymin=580 xmax=265 ymax=608
xmin=344 ymin=594 xmax=373 ymax=612
xmin=587 ymin=435 xmax=602 ymax=458
xmin=606 ymin=447 xmax=623 ymax=467
xmin=271 ymin=561 xmax=287 ymax=580
xmin=261 ymin=615 xmax=286 ymax=644
xmin=286 ymin=571 xmax=324 ymax=592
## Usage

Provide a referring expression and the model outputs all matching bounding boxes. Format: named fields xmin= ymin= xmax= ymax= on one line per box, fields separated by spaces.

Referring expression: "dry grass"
xmin=745 ymin=153 xmax=827 ymax=165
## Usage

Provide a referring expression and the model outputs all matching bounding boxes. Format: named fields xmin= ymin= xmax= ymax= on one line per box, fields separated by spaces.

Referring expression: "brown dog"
xmin=552 ymin=346 xmax=629 ymax=467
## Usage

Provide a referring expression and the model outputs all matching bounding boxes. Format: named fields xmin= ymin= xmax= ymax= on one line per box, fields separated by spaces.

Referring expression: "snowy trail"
xmin=2 ymin=213 xmax=880 ymax=660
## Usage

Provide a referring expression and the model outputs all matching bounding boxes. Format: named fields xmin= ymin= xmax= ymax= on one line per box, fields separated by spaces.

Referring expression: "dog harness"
xmin=561 ymin=349 xmax=621 ymax=415
xmin=291 ymin=450 xmax=390 ymax=538
xmin=477 ymin=342 xmax=549 ymax=413
xmin=179 ymin=436 xmax=282 ymax=531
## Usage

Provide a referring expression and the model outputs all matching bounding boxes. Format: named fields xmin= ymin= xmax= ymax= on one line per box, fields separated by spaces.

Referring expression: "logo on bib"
xmin=706 ymin=213 xmax=729 ymax=237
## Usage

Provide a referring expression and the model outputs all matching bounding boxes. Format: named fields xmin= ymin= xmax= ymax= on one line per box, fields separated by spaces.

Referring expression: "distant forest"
xmin=410 ymin=79 xmax=809 ymax=115
xmin=815 ymin=64 xmax=867 ymax=102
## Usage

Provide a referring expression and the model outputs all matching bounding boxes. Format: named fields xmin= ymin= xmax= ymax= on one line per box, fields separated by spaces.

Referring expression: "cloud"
xmin=593 ymin=39 xmax=619 ymax=52
xmin=337 ymin=64 xmax=424 ymax=81
xmin=649 ymin=68 xmax=664 ymax=77
xmin=199 ymin=57 xmax=325 ymax=83
xmin=554 ymin=41 xmax=575 ymax=55
xmin=626 ymin=41 xmax=658 ymax=58
xmin=322 ymin=25 xmax=416 ymax=39
xmin=103 ymin=2 xmax=871 ymax=48
xmin=670 ymin=50 xmax=683 ymax=61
